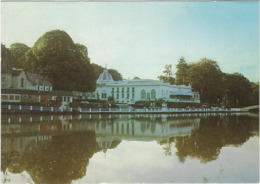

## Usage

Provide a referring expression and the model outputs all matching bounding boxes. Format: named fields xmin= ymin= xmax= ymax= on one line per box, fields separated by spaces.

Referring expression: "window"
xmin=151 ymin=89 xmax=156 ymax=99
xmin=102 ymin=93 xmax=106 ymax=99
xmin=21 ymin=78 xmax=24 ymax=87
xmin=127 ymin=87 xmax=129 ymax=92
xmin=9 ymin=95 xmax=14 ymax=100
xmin=117 ymin=94 xmax=119 ymax=99
xmin=2 ymin=94 xmax=8 ymax=101
xmin=147 ymin=92 xmax=150 ymax=99
xmin=127 ymin=94 xmax=129 ymax=99
xmin=141 ymin=90 xmax=146 ymax=99
xmin=15 ymin=95 xmax=20 ymax=100
xmin=122 ymin=87 xmax=124 ymax=92
xmin=132 ymin=87 xmax=135 ymax=92
xmin=132 ymin=93 xmax=134 ymax=99
xmin=122 ymin=94 xmax=124 ymax=98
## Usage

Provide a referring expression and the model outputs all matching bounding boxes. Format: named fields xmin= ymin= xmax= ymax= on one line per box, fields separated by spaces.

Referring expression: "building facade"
xmin=96 ymin=68 xmax=200 ymax=104
xmin=1 ymin=68 xmax=53 ymax=91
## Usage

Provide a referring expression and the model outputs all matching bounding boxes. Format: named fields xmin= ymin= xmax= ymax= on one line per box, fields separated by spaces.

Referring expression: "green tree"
xmin=158 ymin=64 xmax=175 ymax=84
xmin=221 ymin=73 xmax=252 ymax=108
xmin=250 ymin=82 xmax=259 ymax=105
xmin=24 ymin=30 xmax=95 ymax=92
xmin=133 ymin=76 xmax=140 ymax=79
xmin=175 ymin=57 xmax=189 ymax=85
xmin=187 ymin=58 xmax=223 ymax=104
xmin=108 ymin=69 xmax=122 ymax=81
xmin=10 ymin=43 xmax=30 ymax=68
xmin=1 ymin=44 xmax=14 ymax=73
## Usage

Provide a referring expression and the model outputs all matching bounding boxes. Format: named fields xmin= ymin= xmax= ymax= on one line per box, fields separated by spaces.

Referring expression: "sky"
xmin=1 ymin=1 xmax=259 ymax=82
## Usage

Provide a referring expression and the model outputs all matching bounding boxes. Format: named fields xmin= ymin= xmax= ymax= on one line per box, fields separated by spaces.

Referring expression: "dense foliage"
xmin=158 ymin=57 xmax=258 ymax=107
xmin=2 ymin=30 xmax=122 ymax=92
xmin=175 ymin=57 xmax=189 ymax=85
xmin=187 ymin=58 xmax=223 ymax=105
xmin=23 ymin=30 xmax=96 ymax=91
xmin=10 ymin=43 xmax=30 ymax=68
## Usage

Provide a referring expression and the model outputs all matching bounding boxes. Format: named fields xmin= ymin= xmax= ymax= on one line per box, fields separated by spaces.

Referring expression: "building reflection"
xmin=2 ymin=114 xmax=201 ymax=154
xmin=1 ymin=113 xmax=258 ymax=183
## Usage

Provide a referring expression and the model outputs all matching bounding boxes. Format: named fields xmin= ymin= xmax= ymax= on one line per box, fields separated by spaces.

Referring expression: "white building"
xmin=96 ymin=68 xmax=200 ymax=104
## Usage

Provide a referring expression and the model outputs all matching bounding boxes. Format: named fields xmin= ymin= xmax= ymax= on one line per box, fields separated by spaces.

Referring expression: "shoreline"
xmin=1 ymin=109 xmax=249 ymax=115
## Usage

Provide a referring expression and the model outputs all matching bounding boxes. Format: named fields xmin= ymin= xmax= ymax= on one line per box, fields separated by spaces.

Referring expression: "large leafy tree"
xmin=9 ymin=43 xmax=30 ymax=68
xmin=187 ymin=58 xmax=223 ymax=104
xmin=24 ymin=30 xmax=95 ymax=91
xmin=175 ymin=57 xmax=189 ymax=85
xmin=158 ymin=64 xmax=175 ymax=84
xmin=221 ymin=73 xmax=252 ymax=108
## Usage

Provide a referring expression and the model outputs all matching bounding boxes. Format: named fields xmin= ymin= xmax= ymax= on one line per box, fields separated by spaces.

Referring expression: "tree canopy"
xmin=221 ymin=73 xmax=252 ymax=108
xmin=24 ymin=30 xmax=96 ymax=92
xmin=158 ymin=64 xmax=175 ymax=84
xmin=187 ymin=58 xmax=223 ymax=104
xmin=175 ymin=57 xmax=189 ymax=85
xmin=1 ymin=44 xmax=14 ymax=73
xmin=10 ymin=43 xmax=30 ymax=68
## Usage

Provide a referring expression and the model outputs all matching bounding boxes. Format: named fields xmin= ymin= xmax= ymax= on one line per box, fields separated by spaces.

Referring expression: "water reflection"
xmin=1 ymin=113 xmax=259 ymax=183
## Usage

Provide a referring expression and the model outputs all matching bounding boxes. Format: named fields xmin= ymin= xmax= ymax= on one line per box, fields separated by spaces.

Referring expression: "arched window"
xmin=151 ymin=89 xmax=156 ymax=99
xmin=141 ymin=90 xmax=146 ymax=99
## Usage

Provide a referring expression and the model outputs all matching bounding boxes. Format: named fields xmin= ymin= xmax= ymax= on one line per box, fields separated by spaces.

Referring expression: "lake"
xmin=1 ymin=113 xmax=259 ymax=183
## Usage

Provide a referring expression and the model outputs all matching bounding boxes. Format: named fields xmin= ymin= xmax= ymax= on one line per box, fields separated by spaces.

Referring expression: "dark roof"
xmin=26 ymin=72 xmax=53 ymax=86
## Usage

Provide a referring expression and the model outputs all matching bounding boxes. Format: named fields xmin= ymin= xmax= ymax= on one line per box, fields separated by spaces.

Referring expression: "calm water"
xmin=1 ymin=113 xmax=259 ymax=183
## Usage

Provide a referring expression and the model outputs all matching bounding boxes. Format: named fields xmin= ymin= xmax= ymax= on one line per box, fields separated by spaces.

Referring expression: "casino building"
xmin=95 ymin=68 xmax=200 ymax=104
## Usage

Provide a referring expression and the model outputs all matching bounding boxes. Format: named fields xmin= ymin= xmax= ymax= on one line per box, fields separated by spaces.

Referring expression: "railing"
xmin=1 ymin=104 xmax=249 ymax=114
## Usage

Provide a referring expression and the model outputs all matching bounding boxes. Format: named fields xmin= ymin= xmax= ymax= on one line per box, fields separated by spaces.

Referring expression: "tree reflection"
xmin=174 ymin=114 xmax=259 ymax=163
xmin=2 ymin=131 xmax=101 ymax=184
xmin=158 ymin=137 xmax=175 ymax=156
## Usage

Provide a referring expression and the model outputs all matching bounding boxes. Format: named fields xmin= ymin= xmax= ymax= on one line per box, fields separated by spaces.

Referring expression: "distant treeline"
xmin=158 ymin=57 xmax=259 ymax=108
xmin=1 ymin=29 xmax=259 ymax=108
